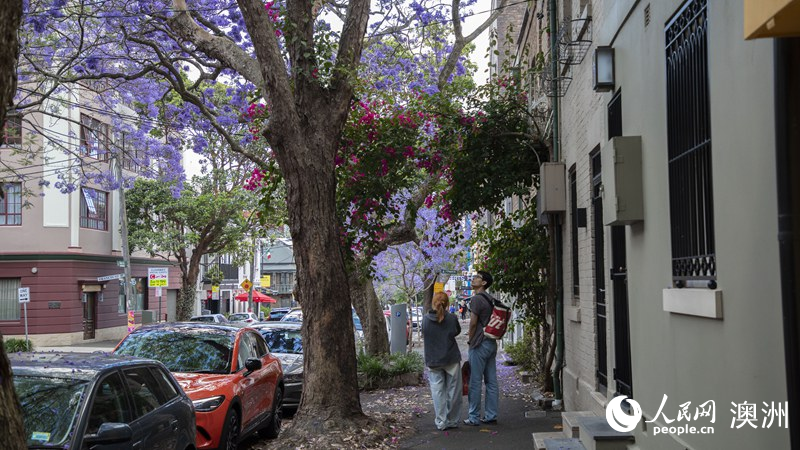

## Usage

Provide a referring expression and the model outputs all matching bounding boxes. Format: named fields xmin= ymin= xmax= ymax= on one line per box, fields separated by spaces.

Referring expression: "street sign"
xmin=434 ymin=282 xmax=444 ymax=293
xmin=260 ymin=275 xmax=271 ymax=287
xmin=441 ymin=269 xmax=459 ymax=275
xmin=18 ymin=287 xmax=30 ymax=303
xmin=97 ymin=273 xmax=124 ymax=282
xmin=241 ymin=279 xmax=252 ymax=291
xmin=148 ymin=267 xmax=169 ymax=287
xmin=117 ymin=260 xmax=126 ymax=268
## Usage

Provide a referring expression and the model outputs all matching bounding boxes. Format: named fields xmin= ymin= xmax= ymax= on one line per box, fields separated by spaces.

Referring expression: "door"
xmin=83 ymin=292 xmax=97 ymax=340
xmin=123 ymin=366 xmax=180 ymax=450
xmin=611 ymin=226 xmax=633 ymax=398
xmin=591 ymin=149 xmax=608 ymax=391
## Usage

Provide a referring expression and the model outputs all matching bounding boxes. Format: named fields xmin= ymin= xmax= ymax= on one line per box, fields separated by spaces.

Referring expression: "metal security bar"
xmin=592 ymin=148 xmax=608 ymax=390
xmin=665 ymin=0 xmax=716 ymax=284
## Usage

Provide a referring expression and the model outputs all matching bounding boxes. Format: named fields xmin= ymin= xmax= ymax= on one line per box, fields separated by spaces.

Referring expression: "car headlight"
xmin=192 ymin=395 xmax=226 ymax=412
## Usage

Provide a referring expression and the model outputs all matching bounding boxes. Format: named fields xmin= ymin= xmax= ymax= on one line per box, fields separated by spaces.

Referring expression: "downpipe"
xmin=549 ymin=0 xmax=564 ymax=405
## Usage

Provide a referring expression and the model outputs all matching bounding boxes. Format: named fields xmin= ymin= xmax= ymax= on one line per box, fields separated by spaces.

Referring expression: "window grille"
xmin=665 ymin=0 xmax=715 ymax=284
xmin=570 ymin=167 xmax=579 ymax=296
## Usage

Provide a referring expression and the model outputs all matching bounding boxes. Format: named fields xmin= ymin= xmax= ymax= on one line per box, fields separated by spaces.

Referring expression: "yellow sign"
xmin=434 ymin=282 xmax=444 ymax=293
xmin=127 ymin=311 xmax=135 ymax=332
xmin=240 ymin=279 xmax=252 ymax=291
xmin=211 ymin=285 xmax=219 ymax=293
xmin=260 ymin=275 xmax=271 ymax=287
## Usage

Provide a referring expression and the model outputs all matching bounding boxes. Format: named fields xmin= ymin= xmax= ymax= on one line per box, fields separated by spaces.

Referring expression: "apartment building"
xmin=520 ymin=0 xmax=797 ymax=448
xmin=0 ymin=94 xmax=180 ymax=346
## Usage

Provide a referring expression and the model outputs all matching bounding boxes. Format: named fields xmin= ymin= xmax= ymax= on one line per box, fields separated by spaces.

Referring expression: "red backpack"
xmin=478 ymin=293 xmax=511 ymax=340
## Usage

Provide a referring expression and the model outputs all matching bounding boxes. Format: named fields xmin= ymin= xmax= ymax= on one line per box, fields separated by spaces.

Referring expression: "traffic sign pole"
xmin=23 ymin=302 xmax=28 ymax=346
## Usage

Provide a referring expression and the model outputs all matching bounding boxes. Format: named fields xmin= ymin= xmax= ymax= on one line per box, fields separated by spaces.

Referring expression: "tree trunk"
xmin=0 ymin=335 xmax=26 ymax=450
xmin=275 ymin=121 xmax=366 ymax=437
xmin=349 ymin=272 xmax=389 ymax=356
xmin=176 ymin=252 xmax=202 ymax=321
xmin=0 ymin=3 xmax=28 ymax=449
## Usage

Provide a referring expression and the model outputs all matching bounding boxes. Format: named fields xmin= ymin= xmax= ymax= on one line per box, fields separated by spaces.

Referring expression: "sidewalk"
xmin=399 ymin=326 xmax=561 ymax=449
xmin=36 ymin=340 xmax=119 ymax=353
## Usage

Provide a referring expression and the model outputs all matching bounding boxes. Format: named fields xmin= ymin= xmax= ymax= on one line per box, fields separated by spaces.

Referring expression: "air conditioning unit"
xmin=602 ymin=136 xmax=644 ymax=225
xmin=537 ymin=162 xmax=566 ymax=222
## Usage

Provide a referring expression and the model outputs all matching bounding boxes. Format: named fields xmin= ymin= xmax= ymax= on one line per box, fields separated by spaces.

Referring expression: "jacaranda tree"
xmin=11 ymin=0 xmax=512 ymax=443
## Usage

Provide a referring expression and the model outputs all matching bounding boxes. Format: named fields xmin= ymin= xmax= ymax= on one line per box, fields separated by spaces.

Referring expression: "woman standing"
xmin=422 ymin=292 xmax=463 ymax=430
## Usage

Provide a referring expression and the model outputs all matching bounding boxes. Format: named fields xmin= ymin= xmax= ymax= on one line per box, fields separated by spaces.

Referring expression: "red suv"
xmin=115 ymin=323 xmax=283 ymax=450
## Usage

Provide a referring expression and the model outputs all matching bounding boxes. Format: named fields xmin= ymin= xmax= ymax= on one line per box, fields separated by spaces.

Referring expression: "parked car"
xmin=189 ymin=314 xmax=229 ymax=323
xmin=251 ymin=322 xmax=303 ymax=416
xmin=279 ymin=308 xmax=303 ymax=323
xmin=267 ymin=307 xmax=292 ymax=321
xmin=228 ymin=312 xmax=259 ymax=323
xmin=11 ymin=351 xmax=195 ymax=450
xmin=114 ymin=323 xmax=284 ymax=450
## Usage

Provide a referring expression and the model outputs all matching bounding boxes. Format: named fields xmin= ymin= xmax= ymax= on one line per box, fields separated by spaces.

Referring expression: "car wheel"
xmin=220 ymin=407 xmax=240 ymax=450
xmin=260 ymin=387 xmax=283 ymax=439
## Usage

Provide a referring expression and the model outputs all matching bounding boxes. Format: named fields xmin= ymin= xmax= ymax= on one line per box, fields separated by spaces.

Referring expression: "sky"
xmin=183 ymin=1 xmax=494 ymax=179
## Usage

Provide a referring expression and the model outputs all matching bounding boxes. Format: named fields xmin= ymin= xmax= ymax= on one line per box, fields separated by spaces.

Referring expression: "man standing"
xmin=464 ymin=270 xmax=499 ymax=426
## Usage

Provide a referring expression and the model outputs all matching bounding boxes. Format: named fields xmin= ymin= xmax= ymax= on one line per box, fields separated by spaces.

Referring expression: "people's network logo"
xmin=606 ymin=396 xmax=643 ymax=432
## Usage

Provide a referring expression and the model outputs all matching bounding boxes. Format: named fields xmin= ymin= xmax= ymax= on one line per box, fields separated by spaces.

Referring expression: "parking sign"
xmin=18 ymin=287 xmax=30 ymax=303
xmin=148 ymin=267 xmax=169 ymax=287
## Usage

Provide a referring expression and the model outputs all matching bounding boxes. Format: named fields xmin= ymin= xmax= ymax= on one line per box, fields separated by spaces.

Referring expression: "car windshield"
xmin=115 ymin=329 xmax=234 ymax=374
xmin=259 ymin=329 xmax=303 ymax=354
xmin=230 ymin=314 xmax=247 ymax=320
xmin=14 ymin=376 xmax=88 ymax=448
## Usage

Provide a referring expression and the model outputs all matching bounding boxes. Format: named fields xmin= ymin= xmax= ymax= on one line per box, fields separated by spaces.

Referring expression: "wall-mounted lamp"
xmin=593 ymin=46 xmax=615 ymax=92
xmin=31 ymin=267 xmax=38 ymax=274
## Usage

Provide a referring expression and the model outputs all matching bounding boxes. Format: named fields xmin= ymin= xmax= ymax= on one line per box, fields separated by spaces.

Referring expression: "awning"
xmin=234 ymin=290 xmax=276 ymax=303
xmin=745 ymin=0 xmax=800 ymax=39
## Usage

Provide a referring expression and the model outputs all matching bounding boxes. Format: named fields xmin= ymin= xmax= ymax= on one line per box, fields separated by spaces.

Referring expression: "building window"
xmin=570 ymin=167 xmax=579 ymax=296
xmin=80 ymin=187 xmax=108 ymax=231
xmin=665 ymin=0 xmax=715 ymax=284
xmin=115 ymin=132 xmax=142 ymax=173
xmin=80 ymin=114 xmax=110 ymax=160
xmin=119 ymin=277 xmax=147 ymax=313
xmin=0 ymin=183 xmax=22 ymax=226
xmin=0 ymin=279 xmax=21 ymax=320
xmin=2 ymin=115 xmax=22 ymax=146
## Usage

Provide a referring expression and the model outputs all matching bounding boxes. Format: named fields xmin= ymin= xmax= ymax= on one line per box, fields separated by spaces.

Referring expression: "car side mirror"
xmin=244 ymin=358 xmax=262 ymax=375
xmin=84 ymin=423 xmax=133 ymax=445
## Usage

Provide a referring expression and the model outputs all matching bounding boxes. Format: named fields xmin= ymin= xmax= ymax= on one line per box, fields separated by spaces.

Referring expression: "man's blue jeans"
xmin=467 ymin=338 xmax=498 ymax=423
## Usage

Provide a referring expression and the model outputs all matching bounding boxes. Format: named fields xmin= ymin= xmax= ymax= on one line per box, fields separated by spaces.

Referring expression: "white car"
xmin=228 ymin=312 xmax=259 ymax=323
xmin=188 ymin=314 xmax=228 ymax=323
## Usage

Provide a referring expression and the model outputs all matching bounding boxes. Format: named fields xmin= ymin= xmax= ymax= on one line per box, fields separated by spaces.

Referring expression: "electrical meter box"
xmin=602 ymin=136 xmax=644 ymax=225
xmin=537 ymin=162 xmax=566 ymax=222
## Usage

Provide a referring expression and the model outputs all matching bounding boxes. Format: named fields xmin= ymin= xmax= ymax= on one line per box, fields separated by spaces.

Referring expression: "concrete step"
xmin=533 ymin=431 xmax=569 ymax=450
xmin=544 ymin=437 xmax=587 ymax=450
xmin=562 ymin=411 xmax=597 ymax=438
xmin=577 ymin=417 xmax=635 ymax=450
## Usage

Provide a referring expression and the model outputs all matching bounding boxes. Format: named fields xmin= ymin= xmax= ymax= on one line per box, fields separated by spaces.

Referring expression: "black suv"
xmin=11 ymin=352 xmax=195 ymax=450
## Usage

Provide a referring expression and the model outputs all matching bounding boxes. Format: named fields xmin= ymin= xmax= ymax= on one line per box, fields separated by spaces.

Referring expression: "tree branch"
xmin=169 ymin=0 xmax=264 ymax=86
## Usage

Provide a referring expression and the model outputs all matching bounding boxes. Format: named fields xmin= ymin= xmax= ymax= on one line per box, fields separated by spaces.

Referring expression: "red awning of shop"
xmin=234 ymin=290 xmax=276 ymax=303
